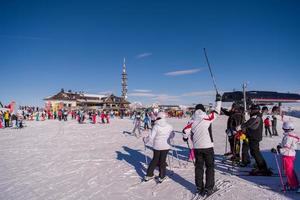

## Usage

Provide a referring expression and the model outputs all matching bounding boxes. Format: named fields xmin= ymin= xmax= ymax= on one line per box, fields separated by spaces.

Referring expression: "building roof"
xmin=44 ymin=91 xmax=130 ymax=105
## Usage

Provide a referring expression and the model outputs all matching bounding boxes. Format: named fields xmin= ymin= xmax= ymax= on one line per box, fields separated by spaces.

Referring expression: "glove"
xmin=216 ymin=93 xmax=222 ymax=102
xmin=183 ymin=137 xmax=188 ymax=142
xmin=277 ymin=145 xmax=282 ymax=153
xmin=271 ymin=148 xmax=277 ymax=154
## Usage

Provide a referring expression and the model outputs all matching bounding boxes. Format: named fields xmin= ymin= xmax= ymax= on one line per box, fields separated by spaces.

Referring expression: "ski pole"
xmin=225 ymin=133 xmax=228 ymax=155
xmin=186 ymin=140 xmax=195 ymax=166
xmin=144 ymin=143 xmax=148 ymax=166
xmin=274 ymin=152 xmax=286 ymax=192
xmin=203 ymin=48 xmax=218 ymax=94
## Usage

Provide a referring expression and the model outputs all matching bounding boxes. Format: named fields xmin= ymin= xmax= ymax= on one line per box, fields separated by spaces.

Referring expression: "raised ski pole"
xmin=273 ymin=151 xmax=286 ymax=192
xmin=203 ymin=48 xmax=219 ymax=94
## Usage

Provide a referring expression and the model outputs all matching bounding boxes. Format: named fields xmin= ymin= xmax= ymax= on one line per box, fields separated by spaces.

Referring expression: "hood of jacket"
xmin=192 ymin=109 xmax=207 ymax=121
xmin=155 ymin=118 xmax=168 ymax=127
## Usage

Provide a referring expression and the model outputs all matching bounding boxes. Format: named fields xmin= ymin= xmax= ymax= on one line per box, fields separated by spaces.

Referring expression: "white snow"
xmin=0 ymin=115 xmax=299 ymax=200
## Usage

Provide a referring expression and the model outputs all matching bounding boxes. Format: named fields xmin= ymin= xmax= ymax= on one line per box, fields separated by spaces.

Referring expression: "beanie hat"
xmin=195 ymin=104 xmax=205 ymax=112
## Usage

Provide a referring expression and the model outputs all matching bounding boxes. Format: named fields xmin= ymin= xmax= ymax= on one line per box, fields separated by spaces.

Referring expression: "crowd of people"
xmin=139 ymin=94 xmax=299 ymax=198
xmin=1 ymin=99 xmax=299 ymax=197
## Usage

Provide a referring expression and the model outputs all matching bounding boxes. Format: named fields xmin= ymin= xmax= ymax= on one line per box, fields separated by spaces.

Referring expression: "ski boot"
xmin=144 ymin=175 xmax=154 ymax=182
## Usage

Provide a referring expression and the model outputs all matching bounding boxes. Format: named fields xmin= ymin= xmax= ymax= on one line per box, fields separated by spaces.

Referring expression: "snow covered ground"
xmin=0 ymin=115 xmax=299 ymax=200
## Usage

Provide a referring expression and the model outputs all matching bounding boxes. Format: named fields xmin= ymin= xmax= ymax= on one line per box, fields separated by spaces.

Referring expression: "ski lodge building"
xmin=44 ymin=89 xmax=130 ymax=111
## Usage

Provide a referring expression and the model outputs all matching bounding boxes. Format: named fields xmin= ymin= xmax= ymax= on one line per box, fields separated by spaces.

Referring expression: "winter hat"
xmin=195 ymin=104 xmax=205 ymax=112
xmin=157 ymin=112 xmax=166 ymax=119
xmin=282 ymin=121 xmax=294 ymax=131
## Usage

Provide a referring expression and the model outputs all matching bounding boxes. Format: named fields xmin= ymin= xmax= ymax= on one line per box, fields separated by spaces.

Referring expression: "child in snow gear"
xmin=182 ymin=93 xmax=222 ymax=197
xmin=132 ymin=112 xmax=142 ymax=137
xmin=273 ymin=121 xmax=300 ymax=191
xmin=221 ymin=103 xmax=244 ymax=158
xmin=143 ymin=113 xmax=150 ymax=131
xmin=143 ymin=112 xmax=174 ymax=183
xmin=4 ymin=111 xmax=10 ymax=127
xmin=241 ymin=104 xmax=273 ymax=176
xmin=264 ymin=116 xmax=272 ymax=137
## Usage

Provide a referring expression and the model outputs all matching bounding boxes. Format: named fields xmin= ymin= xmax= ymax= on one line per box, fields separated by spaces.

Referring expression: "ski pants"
xmin=282 ymin=155 xmax=299 ymax=188
xmin=265 ymin=126 xmax=272 ymax=137
xmin=248 ymin=140 xmax=268 ymax=171
xmin=132 ymin=121 xmax=141 ymax=136
xmin=194 ymin=148 xmax=215 ymax=191
xmin=4 ymin=119 xmax=9 ymax=127
xmin=146 ymin=149 xmax=169 ymax=178
xmin=272 ymin=126 xmax=278 ymax=136
xmin=241 ymin=140 xmax=251 ymax=164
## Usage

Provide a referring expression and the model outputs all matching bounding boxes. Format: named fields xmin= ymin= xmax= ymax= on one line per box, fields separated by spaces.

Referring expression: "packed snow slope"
xmin=0 ymin=115 xmax=299 ymax=200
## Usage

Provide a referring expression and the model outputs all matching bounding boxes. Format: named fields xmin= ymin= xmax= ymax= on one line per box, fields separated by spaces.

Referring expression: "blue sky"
xmin=0 ymin=0 xmax=299 ymax=106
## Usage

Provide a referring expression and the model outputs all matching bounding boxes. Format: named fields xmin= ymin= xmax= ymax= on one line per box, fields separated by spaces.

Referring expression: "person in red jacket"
xmin=264 ymin=116 xmax=272 ymax=137
xmin=105 ymin=112 xmax=110 ymax=123
xmin=100 ymin=111 xmax=106 ymax=124
xmin=92 ymin=112 xmax=97 ymax=124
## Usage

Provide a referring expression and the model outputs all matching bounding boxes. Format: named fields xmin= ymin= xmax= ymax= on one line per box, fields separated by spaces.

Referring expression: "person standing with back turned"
xmin=182 ymin=93 xmax=222 ymax=197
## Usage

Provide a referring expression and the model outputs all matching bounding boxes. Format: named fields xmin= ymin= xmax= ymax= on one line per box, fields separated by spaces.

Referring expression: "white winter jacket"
xmin=279 ymin=131 xmax=299 ymax=157
xmin=145 ymin=118 xmax=174 ymax=150
xmin=183 ymin=101 xmax=221 ymax=149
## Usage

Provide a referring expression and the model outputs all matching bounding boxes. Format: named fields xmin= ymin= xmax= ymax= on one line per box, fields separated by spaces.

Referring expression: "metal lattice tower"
xmin=121 ymin=57 xmax=128 ymax=100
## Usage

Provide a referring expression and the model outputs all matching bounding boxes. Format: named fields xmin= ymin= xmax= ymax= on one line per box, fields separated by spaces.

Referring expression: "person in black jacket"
xmin=241 ymin=104 xmax=273 ymax=176
xmin=221 ymin=103 xmax=244 ymax=159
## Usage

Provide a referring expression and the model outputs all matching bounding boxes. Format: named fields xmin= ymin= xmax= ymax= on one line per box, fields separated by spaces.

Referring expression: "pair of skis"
xmin=190 ymin=179 xmax=232 ymax=200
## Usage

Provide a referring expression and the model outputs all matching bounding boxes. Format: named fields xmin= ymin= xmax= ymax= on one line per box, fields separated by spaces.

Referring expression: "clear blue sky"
xmin=0 ymin=0 xmax=299 ymax=106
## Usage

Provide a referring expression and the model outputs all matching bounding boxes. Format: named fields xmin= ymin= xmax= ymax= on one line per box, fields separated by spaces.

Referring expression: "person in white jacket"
xmin=182 ymin=93 xmax=222 ymax=197
xmin=143 ymin=112 xmax=174 ymax=183
xmin=276 ymin=121 xmax=300 ymax=191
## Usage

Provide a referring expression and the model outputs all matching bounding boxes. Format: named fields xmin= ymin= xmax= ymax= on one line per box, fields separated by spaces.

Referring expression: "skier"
xmin=264 ymin=116 xmax=272 ymax=137
xmin=272 ymin=121 xmax=300 ymax=192
xmin=241 ymin=104 xmax=273 ymax=176
xmin=4 ymin=110 xmax=10 ymax=127
xmin=132 ymin=112 xmax=142 ymax=137
xmin=182 ymin=93 xmax=222 ymax=197
xmin=143 ymin=112 xmax=174 ymax=183
xmin=100 ymin=111 xmax=106 ymax=124
xmin=0 ymin=112 xmax=3 ymax=128
xmin=271 ymin=106 xmax=279 ymax=136
xmin=143 ymin=112 xmax=150 ymax=131
xmin=92 ymin=112 xmax=97 ymax=124
xmin=221 ymin=103 xmax=244 ymax=160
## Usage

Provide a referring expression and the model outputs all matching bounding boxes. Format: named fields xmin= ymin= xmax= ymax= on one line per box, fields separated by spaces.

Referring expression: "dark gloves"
xmin=277 ymin=145 xmax=282 ymax=153
xmin=183 ymin=137 xmax=188 ymax=142
xmin=216 ymin=93 xmax=222 ymax=101
xmin=271 ymin=148 xmax=277 ymax=154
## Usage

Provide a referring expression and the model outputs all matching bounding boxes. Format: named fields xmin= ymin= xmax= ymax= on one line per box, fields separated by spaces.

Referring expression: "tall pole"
xmin=203 ymin=48 xmax=218 ymax=94
xmin=243 ymin=82 xmax=247 ymax=114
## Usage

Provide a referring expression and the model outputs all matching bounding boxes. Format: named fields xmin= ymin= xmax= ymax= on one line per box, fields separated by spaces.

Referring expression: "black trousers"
xmin=146 ymin=149 xmax=169 ymax=178
xmin=241 ymin=140 xmax=250 ymax=164
xmin=272 ymin=126 xmax=278 ymax=136
xmin=194 ymin=148 xmax=215 ymax=191
xmin=5 ymin=119 xmax=9 ymax=127
xmin=246 ymin=139 xmax=268 ymax=171
xmin=265 ymin=126 xmax=272 ymax=137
